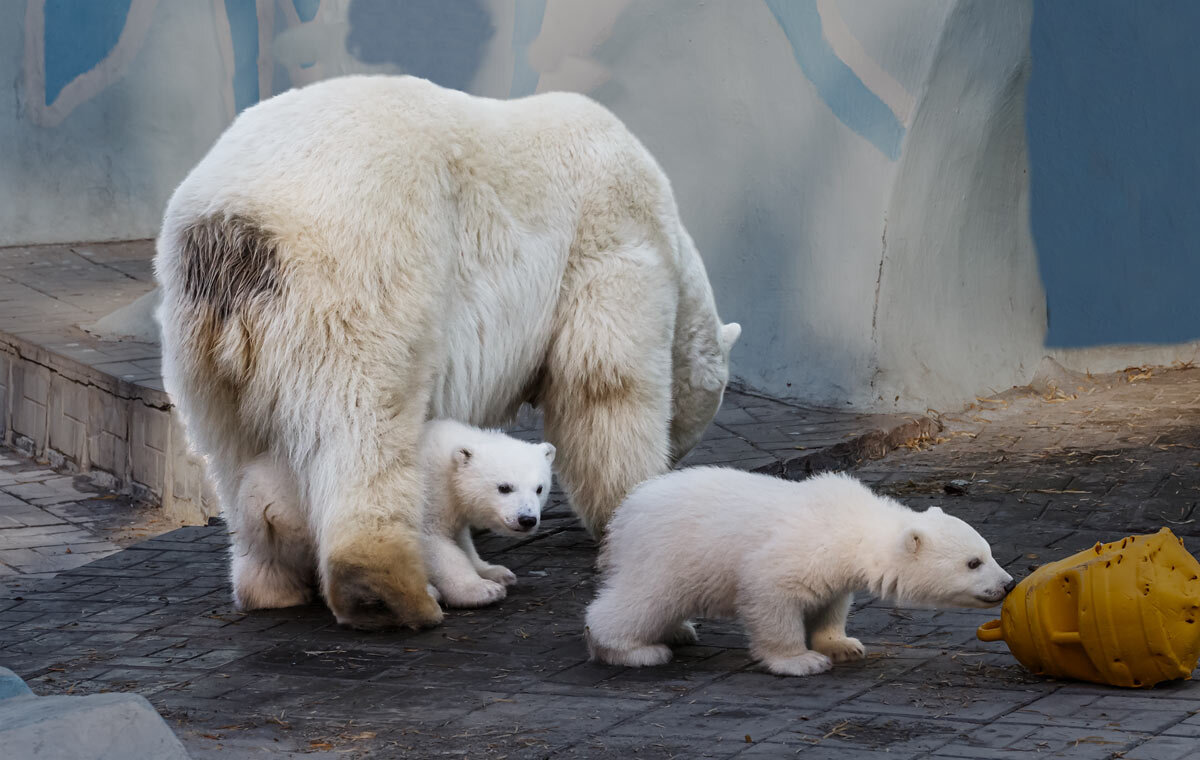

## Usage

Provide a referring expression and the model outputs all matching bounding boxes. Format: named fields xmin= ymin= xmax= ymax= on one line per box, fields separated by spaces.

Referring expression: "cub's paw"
xmin=665 ymin=620 xmax=699 ymax=646
xmin=814 ymin=636 xmax=866 ymax=663
xmin=426 ymin=584 xmax=443 ymax=603
xmin=442 ymin=579 xmax=508 ymax=608
xmin=763 ymin=651 xmax=833 ymax=677
xmin=478 ymin=565 xmax=518 ymax=586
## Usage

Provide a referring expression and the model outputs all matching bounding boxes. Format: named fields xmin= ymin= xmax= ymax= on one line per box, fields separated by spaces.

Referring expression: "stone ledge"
xmin=0 ymin=332 xmax=214 ymax=525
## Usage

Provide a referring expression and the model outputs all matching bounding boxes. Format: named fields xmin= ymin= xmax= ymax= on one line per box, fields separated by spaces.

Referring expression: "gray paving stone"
xmin=759 ymin=711 xmax=973 ymax=756
xmin=602 ymin=698 xmax=802 ymax=742
xmin=837 ymin=681 xmax=1040 ymax=722
xmin=1160 ymin=712 xmax=1200 ymax=738
xmin=0 ymin=525 xmax=95 ymax=549
xmin=1124 ymin=735 xmax=1200 ymax=760
xmin=0 ymin=512 xmax=68 ymax=531
xmin=999 ymin=690 xmax=1194 ymax=732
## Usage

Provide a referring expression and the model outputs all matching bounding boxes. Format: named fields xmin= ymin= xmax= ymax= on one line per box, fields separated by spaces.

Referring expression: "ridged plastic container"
xmin=977 ymin=528 xmax=1200 ymax=688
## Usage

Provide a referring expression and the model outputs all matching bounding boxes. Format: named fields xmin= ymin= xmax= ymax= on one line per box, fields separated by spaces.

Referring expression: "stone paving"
xmin=1 ymin=367 xmax=1199 ymax=758
xmin=0 ymin=448 xmax=168 ymax=590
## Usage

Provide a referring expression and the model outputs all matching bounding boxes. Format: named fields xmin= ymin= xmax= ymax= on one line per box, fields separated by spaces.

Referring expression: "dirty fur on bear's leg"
xmin=325 ymin=533 xmax=444 ymax=630
xmin=316 ymin=449 xmax=444 ymax=629
xmin=228 ymin=455 xmax=315 ymax=610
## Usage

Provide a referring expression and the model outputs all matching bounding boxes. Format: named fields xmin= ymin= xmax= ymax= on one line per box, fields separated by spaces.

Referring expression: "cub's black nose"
xmin=518 ymin=515 xmax=538 ymax=530
xmin=1004 ymin=579 xmax=1017 ymax=593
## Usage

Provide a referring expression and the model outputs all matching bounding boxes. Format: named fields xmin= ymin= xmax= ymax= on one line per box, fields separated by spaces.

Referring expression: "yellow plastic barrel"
xmin=977 ymin=527 xmax=1200 ymax=688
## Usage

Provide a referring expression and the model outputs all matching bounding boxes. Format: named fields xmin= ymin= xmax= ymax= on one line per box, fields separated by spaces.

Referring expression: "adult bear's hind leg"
xmin=228 ymin=455 xmax=315 ymax=610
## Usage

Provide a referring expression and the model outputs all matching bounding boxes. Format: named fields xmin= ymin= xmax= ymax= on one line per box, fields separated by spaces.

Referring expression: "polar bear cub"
xmin=585 ymin=469 xmax=1013 ymax=676
xmin=421 ymin=419 xmax=555 ymax=608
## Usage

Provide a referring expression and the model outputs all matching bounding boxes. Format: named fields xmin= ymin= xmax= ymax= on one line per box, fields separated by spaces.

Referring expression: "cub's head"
xmin=452 ymin=438 xmax=555 ymax=536
xmin=895 ymin=507 xmax=1014 ymax=609
xmin=669 ymin=321 xmax=741 ymax=464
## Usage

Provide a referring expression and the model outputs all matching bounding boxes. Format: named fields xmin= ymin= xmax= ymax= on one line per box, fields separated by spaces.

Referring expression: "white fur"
xmin=228 ymin=455 xmax=315 ymax=610
xmin=420 ymin=419 xmax=554 ymax=608
xmin=585 ymin=469 xmax=1013 ymax=676
xmin=153 ymin=75 xmax=738 ymax=628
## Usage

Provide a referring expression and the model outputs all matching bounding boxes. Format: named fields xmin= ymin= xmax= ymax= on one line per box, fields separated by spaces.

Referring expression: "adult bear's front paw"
xmin=325 ymin=558 xmax=444 ymax=630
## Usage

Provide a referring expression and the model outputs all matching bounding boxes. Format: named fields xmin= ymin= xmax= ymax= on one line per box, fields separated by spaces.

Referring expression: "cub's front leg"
xmin=425 ymin=533 xmax=507 ymax=608
xmin=456 ymin=527 xmax=517 ymax=586
xmin=807 ymin=593 xmax=865 ymax=663
xmin=738 ymin=562 xmax=832 ymax=677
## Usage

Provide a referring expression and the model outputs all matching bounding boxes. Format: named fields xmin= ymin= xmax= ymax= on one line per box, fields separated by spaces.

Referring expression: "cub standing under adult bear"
xmin=585 ymin=469 xmax=1015 ymax=676
xmin=420 ymin=419 xmax=555 ymax=609
xmin=155 ymin=75 xmax=740 ymax=629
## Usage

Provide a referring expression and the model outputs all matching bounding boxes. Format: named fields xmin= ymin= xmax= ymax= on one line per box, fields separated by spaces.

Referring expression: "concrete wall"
xmin=5 ymin=0 xmax=1198 ymax=412
xmin=4 ymin=2 xmax=228 ymax=245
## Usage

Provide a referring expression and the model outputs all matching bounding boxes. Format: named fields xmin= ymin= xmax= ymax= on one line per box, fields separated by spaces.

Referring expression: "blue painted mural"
xmin=42 ymin=0 xmax=133 ymax=105
xmin=26 ymin=0 xmax=326 ymax=123
xmin=1029 ymin=0 xmax=1200 ymax=347
xmin=293 ymin=0 xmax=319 ymax=24
xmin=764 ymin=0 xmax=906 ymax=161
xmin=224 ymin=0 xmax=260 ymax=113
xmin=509 ymin=0 xmax=546 ymax=98
xmin=345 ymin=0 xmax=494 ymax=94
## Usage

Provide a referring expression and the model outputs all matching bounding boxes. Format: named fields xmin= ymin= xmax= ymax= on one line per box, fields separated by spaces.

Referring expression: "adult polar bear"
xmin=155 ymin=75 xmax=740 ymax=630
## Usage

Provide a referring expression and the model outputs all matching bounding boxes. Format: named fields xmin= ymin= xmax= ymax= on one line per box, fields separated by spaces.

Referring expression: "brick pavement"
xmin=1 ymin=367 xmax=1199 ymax=758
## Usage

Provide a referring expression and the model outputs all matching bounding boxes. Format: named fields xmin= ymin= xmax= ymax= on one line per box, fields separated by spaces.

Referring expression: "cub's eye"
xmin=536 ymin=485 xmax=543 ymax=495
xmin=498 ymin=484 xmax=513 ymax=494
xmin=967 ymin=558 xmax=982 ymax=570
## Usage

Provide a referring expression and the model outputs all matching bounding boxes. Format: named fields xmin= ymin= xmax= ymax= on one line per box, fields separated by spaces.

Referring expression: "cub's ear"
xmin=720 ymin=322 xmax=742 ymax=350
xmin=541 ymin=442 xmax=556 ymax=463
xmin=454 ymin=448 xmax=472 ymax=467
xmin=925 ymin=506 xmax=943 ymax=515
xmin=901 ymin=527 xmax=924 ymax=556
